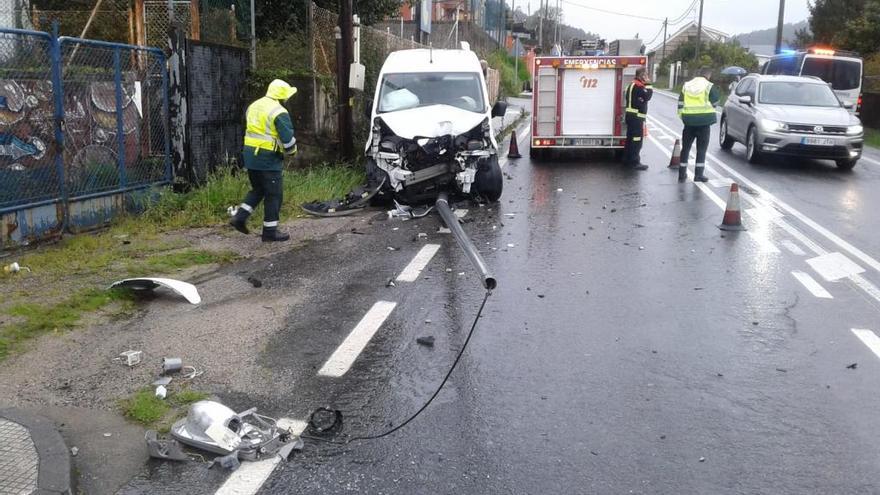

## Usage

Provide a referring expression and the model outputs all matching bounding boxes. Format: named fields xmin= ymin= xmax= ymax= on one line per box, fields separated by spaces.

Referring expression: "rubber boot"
xmin=229 ymin=207 xmax=251 ymax=234
xmin=678 ymin=163 xmax=688 ymax=182
xmin=261 ymin=227 xmax=290 ymax=242
xmin=694 ymin=166 xmax=709 ymax=182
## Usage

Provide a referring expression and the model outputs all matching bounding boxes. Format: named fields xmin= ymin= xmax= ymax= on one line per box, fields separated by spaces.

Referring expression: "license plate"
xmin=801 ymin=137 xmax=835 ymax=146
xmin=574 ymin=138 xmax=606 ymax=146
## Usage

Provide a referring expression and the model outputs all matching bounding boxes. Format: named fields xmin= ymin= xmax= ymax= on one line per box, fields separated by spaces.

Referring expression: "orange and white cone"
xmin=668 ymin=139 xmax=681 ymax=168
xmin=507 ymin=131 xmax=522 ymax=159
xmin=719 ymin=183 xmax=746 ymax=231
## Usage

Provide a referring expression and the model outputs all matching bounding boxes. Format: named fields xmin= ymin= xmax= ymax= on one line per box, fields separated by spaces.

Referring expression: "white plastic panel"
xmin=561 ymin=68 xmax=616 ymax=135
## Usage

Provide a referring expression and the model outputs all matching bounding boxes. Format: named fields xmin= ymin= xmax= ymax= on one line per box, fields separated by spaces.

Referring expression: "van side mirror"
xmin=492 ymin=101 xmax=508 ymax=117
xmin=738 ymin=95 xmax=753 ymax=105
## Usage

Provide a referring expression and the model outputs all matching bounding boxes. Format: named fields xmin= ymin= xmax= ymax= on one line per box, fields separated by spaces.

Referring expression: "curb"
xmin=0 ymin=408 xmax=73 ymax=495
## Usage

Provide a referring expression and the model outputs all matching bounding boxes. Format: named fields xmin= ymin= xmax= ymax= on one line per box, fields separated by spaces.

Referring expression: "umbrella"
xmin=721 ymin=66 xmax=748 ymax=77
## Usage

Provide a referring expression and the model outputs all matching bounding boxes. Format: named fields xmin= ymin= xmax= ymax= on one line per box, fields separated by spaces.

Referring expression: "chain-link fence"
xmin=0 ymin=26 xmax=170 ymax=216
xmin=144 ymin=0 xmax=248 ymax=48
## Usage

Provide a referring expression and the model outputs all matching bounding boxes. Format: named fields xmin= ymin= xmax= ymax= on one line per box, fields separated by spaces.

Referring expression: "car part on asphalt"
xmin=435 ymin=192 xmax=496 ymax=290
xmin=145 ymin=430 xmax=190 ymax=461
xmin=209 ymin=452 xmax=241 ymax=471
xmin=162 ymin=357 xmax=183 ymax=374
xmin=119 ymin=350 xmax=143 ymax=367
xmin=416 ymin=336 xmax=435 ymax=347
xmin=301 ymin=180 xmax=384 ymax=217
xmin=307 ymin=407 xmax=343 ymax=436
xmin=152 ymin=376 xmax=172 ymax=386
xmin=170 ymin=401 xmax=288 ymax=461
xmin=109 ymin=277 xmax=202 ymax=304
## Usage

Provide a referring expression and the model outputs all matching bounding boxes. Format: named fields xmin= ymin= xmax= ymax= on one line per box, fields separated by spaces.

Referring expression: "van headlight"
xmin=760 ymin=119 xmax=785 ymax=132
xmin=847 ymin=124 xmax=863 ymax=135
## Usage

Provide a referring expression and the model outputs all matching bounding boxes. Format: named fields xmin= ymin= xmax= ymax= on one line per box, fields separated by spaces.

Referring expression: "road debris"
xmin=3 ymin=262 xmax=30 ymax=273
xmin=247 ymin=276 xmax=263 ymax=288
xmin=437 ymin=227 xmax=452 ymax=234
xmin=70 ymin=446 xmax=78 ymax=456
xmin=847 ymin=363 xmax=858 ymax=369
xmin=155 ymin=385 xmax=167 ymax=399
xmin=109 ymin=277 xmax=201 ymax=304
xmin=417 ymin=336 xmax=435 ymax=347
xmin=301 ymin=184 xmax=382 ymax=217
xmin=152 ymin=376 xmax=172 ymax=386
xmin=209 ymin=452 xmax=241 ymax=471
xmin=162 ymin=357 xmax=183 ymax=374
xmin=386 ymin=278 xmax=396 ymax=288
xmin=145 ymin=430 xmax=189 ymax=461
xmin=775 ymin=368 xmax=788 ymax=373
xmin=119 ymin=350 xmax=143 ymax=367
xmin=170 ymin=401 xmax=291 ymax=461
xmin=699 ymin=457 xmax=706 ymax=462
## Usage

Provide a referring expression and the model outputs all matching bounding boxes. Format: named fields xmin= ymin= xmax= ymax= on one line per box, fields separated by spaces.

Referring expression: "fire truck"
xmin=530 ymin=41 xmax=646 ymax=160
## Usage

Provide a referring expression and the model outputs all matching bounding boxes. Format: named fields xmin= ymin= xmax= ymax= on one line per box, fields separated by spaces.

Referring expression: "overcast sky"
xmin=518 ymin=0 xmax=811 ymax=48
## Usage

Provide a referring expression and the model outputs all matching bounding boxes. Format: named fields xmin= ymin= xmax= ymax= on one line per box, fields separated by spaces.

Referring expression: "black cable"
xmin=668 ymin=0 xmax=699 ymax=25
xmin=303 ymin=290 xmax=492 ymax=445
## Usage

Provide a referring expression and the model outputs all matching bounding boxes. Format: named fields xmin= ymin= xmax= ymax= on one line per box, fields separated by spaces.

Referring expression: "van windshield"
xmin=801 ymin=57 xmax=861 ymax=90
xmin=378 ymin=72 xmax=485 ymax=113
xmin=758 ymin=81 xmax=841 ymax=107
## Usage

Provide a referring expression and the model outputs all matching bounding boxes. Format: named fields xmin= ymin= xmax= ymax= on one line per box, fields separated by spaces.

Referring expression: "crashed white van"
xmin=365 ymin=45 xmax=508 ymax=205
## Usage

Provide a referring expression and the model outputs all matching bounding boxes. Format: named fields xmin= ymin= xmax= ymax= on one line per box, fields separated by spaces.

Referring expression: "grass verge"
xmin=121 ymin=387 xmax=211 ymax=429
xmin=864 ymin=127 xmax=880 ymax=149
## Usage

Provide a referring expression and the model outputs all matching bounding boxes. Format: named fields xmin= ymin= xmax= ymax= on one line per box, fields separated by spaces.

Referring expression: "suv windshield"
xmin=801 ymin=57 xmax=861 ymax=90
xmin=378 ymin=72 xmax=485 ymax=113
xmin=758 ymin=81 xmax=841 ymax=107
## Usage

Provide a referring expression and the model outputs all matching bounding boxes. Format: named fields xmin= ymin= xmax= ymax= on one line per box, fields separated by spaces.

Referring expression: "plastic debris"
xmin=437 ymin=227 xmax=452 ymax=234
xmin=155 ymin=385 xmax=167 ymax=399
xmin=247 ymin=277 xmax=263 ymax=288
xmin=153 ymin=376 xmax=172 ymax=387
xmin=109 ymin=277 xmax=201 ymax=304
xmin=417 ymin=336 xmax=435 ymax=347
xmin=699 ymin=457 xmax=706 ymax=462
xmin=847 ymin=363 xmax=858 ymax=369
xmin=70 ymin=446 xmax=78 ymax=456
xmin=145 ymin=430 xmax=189 ymax=461
xmin=209 ymin=452 xmax=241 ymax=471
xmin=103 ymin=433 xmax=112 ymax=437
xmin=386 ymin=279 xmax=396 ymax=288
xmin=119 ymin=350 xmax=143 ymax=367
xmin=181 ymin=366 xmax=203 ymax=380
xmin=418 ymin=233 xmax=428 ymax=239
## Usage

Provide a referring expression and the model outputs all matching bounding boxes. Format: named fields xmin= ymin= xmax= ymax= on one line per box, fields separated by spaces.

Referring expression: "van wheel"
xmin=474 ymin=155 xmax=503 ymax=202
xmin=720 ymin=118 xmax=735 ymax=150
xmin=836 ymin=158 xmax=858 ymax=170
xmin=746 ymin=126 xmax=762 ymax=164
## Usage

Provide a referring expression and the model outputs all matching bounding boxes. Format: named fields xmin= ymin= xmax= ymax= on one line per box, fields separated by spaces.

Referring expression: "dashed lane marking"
xmin=214 ymin=419 xmax=308 ymax=495
xmin=709 ymin=178 xmax=733 ymax=188
xmin=318 ymin=301 xmax=398 ymax=377
xmin=851 ymin=329 xmax=880 ymax=360
xmin=792 ymin=271 xmax=834 ymax=299
xmin=396 ymin=244 xmax=441 ymax=282
xmin=807 ymin=252 xmax=866 ymax=282
xmin=648 ymin=115 xmax=880 ymax=275
xmin=781 ymin=240 xmax=807 ymax=256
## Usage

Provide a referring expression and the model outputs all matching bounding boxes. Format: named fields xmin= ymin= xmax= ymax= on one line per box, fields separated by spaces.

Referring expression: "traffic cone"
xmin=668 ymin=139 xmax=681 ymax=168
xmin=507 ymin=131 xmax=522 ymax=159
xmin=719 ymin=183 xmax=747 ymax=231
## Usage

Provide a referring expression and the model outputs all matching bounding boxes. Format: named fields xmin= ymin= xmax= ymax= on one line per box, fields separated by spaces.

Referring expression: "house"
xmin=646 ymin=21 xmax=729 ymax=75
xmin=398 ymin=0 xmax=484 ymax=23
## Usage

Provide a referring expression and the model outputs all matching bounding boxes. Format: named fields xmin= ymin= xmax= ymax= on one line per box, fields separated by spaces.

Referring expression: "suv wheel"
xmin=836 ymin=158 xmax=858 ymax=170
xmin=746 ymin=126 xmax=762 ymax=164
xmin=720 ymin=118 xmax=735 ymax=150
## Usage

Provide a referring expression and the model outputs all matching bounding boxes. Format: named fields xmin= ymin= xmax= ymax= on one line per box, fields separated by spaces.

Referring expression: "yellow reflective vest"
xmin=243 ymin=96 xmax=294 ymax=153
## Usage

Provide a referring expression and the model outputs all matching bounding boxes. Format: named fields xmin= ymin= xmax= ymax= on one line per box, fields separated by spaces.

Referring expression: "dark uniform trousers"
xmin=243 ymin=169 xmax=283 ymax=225
xmin=623 ymin=115 xmax=644 ymax=166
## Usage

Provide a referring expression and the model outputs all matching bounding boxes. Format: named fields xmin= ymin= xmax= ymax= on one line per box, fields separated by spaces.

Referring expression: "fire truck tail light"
xmin=533 ymin=139 xmax=556 ymax=146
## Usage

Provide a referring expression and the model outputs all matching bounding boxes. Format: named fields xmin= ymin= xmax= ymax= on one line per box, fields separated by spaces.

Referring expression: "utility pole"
xmin=661 ymin=17 xmax=667 ymax=61
xmin=694 ymin=0 xmax=704 ymax=66
xmin=338 ymin=0 xmax=354 ymax=159
xmin=249 ymin=0 xmax=256 ymax=69
xmin=537 ymin=0 xmax=543 ymax=50
xmin=775 ymin=0 xmax=786 ymax=54
xmin=554 ymin=0 xmax=559 ymax=47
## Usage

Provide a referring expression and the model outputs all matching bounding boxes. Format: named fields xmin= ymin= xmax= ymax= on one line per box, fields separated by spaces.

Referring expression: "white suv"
xmin=365 ymin=46 xmax=507 ymax=204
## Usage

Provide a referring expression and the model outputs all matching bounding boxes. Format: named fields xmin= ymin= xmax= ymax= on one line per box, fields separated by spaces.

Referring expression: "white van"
xmin=365 ymin=45 xmax=507 ymax=205
xmin=762 ymin=48 xmax=863 ymax=113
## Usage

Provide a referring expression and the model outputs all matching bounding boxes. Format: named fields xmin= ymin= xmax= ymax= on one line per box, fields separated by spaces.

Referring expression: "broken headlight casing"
xmin=170 ymin=400 xmax=285 ymax=461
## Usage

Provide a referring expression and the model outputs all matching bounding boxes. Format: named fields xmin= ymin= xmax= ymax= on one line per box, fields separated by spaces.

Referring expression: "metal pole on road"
xmin=661 ymin=17 xmax=667 ymax=62
xmin=694 ymin=0 xmax=704 ymax=65
xmin=775 ymin=0 xmax=786 ymax=54
xmin=435 ymin=193 xmax=497 ymax=290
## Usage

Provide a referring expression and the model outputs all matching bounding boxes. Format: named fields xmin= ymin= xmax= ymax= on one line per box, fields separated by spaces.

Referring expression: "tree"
xmin=807 ymin=0 xmax=866 ymax=45
xmin=254 ymin=0 xmax=402 ymax=39
xmin=660 ymin=39 xmax=759 ymax=75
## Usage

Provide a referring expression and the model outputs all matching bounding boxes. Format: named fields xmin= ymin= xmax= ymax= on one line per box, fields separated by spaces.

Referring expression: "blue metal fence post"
xmin=159 ymin=51 xmax=172 ymax=182
xmin=49 ymin=22 xmax=68 ymax=230
xmin=113 ymin=47 xmax=128 ymax=187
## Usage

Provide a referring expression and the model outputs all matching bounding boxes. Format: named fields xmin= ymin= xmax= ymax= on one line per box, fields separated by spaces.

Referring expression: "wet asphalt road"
xmin=122 ymin=96 xmax=880 ymax=494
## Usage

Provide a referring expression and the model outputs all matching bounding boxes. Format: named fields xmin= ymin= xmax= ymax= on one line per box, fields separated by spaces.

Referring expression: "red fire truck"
xmin=530 ymin=53 xmax=647 ymax=160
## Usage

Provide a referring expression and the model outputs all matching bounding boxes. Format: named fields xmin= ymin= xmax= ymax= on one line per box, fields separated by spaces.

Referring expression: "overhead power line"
xmin=558 ymin=0 xmax=664 ymax=22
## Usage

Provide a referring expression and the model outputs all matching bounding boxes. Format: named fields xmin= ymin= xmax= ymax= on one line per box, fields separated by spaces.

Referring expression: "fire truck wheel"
xmin=474 ymin=155 xmax=503 ymax=202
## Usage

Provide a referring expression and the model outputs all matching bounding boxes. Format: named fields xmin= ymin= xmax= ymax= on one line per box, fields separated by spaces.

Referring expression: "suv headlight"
xmin=847 ymin=124 xmax=863 ymax=135
xmin=760 ymin=119 xmax=785 ymax=132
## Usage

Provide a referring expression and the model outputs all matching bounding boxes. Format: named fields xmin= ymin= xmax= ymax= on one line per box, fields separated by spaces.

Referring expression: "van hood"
xmin=378 ymin=104 xmax=488 ymax=139
xmin=759 ymin=105 xmax=857 ymax=126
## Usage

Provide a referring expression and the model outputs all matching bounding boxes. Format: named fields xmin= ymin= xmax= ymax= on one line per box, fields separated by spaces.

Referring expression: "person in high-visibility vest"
xmin=677 ymin=68 xmax=721 ymax=182
xmin=623 ymin=68 xmax=653 ymax=171
xmin=230 ymin=79 xmax=298 ymax=242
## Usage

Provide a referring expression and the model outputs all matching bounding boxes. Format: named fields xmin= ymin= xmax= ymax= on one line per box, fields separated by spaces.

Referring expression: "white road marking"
xmin=851 ymin=329 xmax=880 ymax=360
xmin=648 ymin=115 xmax=880 ymax=275
xmin=318 ymin=301 xmax=397 ymax=377
xmin=709 ymin=178 xmax=733 ymax=188
xmin=860 ymin=155 xmax=880 ymax=167
xmin=396 ymin=244 xmax=441 ymax=282
xmin=749 ymin=232 xmax=782 ymax=254
xmin=806 ymin=252 xmax=865 ymax=282
xmin=454 ymin=209 xmax=468 ymax=219
xmin=214 ymin=419 xmax=308 ymax=495
xmin=791 ymin=271 xmax=833 ymax=299
xmin=781 ymin=240 xmax=807 ymax=256
xmin=646 ymin=134 xmax=728 ymax=210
